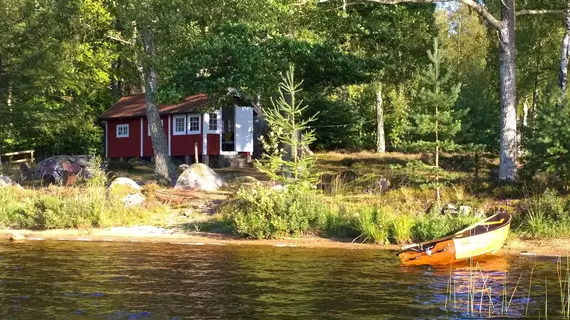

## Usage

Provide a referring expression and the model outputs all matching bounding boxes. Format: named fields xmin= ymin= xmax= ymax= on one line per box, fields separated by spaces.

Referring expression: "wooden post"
xmin=30 ymin=150 xmax=34 ymax=164
xmin=194 ymin=143 xmax=199 ymax=164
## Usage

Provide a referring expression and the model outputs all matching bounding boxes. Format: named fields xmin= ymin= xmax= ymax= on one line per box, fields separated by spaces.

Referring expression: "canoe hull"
xmin=453 ymin=224 xmax=510 ymax=260
xmin=397 ymin=212 xmax=511 ymax=266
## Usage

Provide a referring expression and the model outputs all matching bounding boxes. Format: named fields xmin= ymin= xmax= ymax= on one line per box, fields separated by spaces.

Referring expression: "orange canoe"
xmin=397 ymin=212 xmax=512 ymax=266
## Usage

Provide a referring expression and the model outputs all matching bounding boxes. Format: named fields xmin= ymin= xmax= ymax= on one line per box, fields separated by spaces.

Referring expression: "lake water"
xmin=0 ymin=241 xmax=566 ymax=319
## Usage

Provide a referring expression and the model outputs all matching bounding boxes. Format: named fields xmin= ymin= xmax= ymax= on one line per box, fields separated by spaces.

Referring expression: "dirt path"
xmin=0 ymin=228 xmax=568 ymax=257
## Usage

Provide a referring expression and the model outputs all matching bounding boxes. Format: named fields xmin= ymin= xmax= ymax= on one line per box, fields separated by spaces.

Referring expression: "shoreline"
xmin=0 ymin=227 xmax=568 ymax=257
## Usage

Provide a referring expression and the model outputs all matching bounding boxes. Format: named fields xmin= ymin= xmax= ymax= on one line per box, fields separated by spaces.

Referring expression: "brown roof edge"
xmin=100 ymin=93 xmax=211 ymax=120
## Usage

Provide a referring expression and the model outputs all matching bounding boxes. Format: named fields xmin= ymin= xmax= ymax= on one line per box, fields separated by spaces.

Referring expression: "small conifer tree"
xmin=412 ymin=38 xmax=462 ymax=201
xmin=524 ymin=89 xmax=570 ymax=191
xmin=256 ymin=65 xmax=319 ymax=188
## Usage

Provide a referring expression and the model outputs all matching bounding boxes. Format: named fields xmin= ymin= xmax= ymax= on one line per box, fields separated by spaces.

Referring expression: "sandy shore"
xmin=0 ymin=227 xmax=568 ymax=257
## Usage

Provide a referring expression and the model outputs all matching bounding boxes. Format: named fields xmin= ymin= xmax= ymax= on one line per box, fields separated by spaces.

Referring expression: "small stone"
xmin=122 ymin=193 xmax=145 ymax=207
xmin=10 ymin=233 xmax=25 ymax=241
xmin=442 ymin=203 xmax=458 ymax=215
xmin=374 ymin=177 xmax=391 ymax=192
xmin=270 ymin=184 xmax=287 ymax=192
xmin=458 ymin=205 xmax=471 ymax=215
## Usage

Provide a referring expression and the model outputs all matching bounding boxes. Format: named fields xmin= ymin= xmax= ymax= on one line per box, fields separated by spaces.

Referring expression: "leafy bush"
xmin=524 ymin=89 xmax=570 ymax=189
xmin=515 ymin=189 xmax=570 ymax=237
xmin=354 ymin=207 xmax=390 ymax=244
xmin=222 ymin=184 xmax=332 ymax=238
xmin=411 ymin=213 xmax=479 ymax=242
xmin=0 ymin=186 xmax=166 ymax=230
xmin=389 ymin=214 xmax=414 ymax=244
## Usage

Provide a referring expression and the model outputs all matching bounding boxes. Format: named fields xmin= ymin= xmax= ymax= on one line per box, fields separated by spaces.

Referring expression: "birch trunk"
xmin=376 ymin=83 xmax=386 ymax=153
xmin=560 ymin=5 xmax=570 ymax=92
xmin=498 ymin=0 xmax=518 ymax=181
xmin=142 ymin=28 xmax=177 ymax=185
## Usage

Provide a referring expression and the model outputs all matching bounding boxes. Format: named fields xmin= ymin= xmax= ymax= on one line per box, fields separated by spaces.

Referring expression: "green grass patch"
xmin=0 ymin=186 xmax=168 ymax=230
xmin=514 ymin=189 xmax=570 ymax=238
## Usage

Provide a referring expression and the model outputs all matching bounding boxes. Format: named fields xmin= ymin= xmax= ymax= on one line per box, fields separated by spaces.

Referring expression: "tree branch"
xmin=516 ymin=9 xmax=566 ymax=16
xmin=459 ymin=0 xmax=502 ymax=29
xmin=106 ymin=34 xmax=132 ymax=46
xmin=318 ymin=0 xmax=503 ymax=30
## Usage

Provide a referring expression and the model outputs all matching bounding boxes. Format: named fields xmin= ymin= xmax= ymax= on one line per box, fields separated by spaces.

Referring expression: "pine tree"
xmin=524 ymin=89 xmax=570 ymax=191
xmin=256 ymin=65 xmax=319 ymax=189
xmin=412 ymin=38 xmax=462 ymax=201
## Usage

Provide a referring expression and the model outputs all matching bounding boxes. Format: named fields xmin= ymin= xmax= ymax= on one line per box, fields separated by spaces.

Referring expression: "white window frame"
xmin=173 ymin=115 xmax=187 ymax=136
xmin=148 ymin=119 xmax=164 ymax=136
xmin=116 ymin=124 xmax=129 ymax=138
xmin=187 ymin=114 xmax=201 ymax=135
xmin=208 ymin=111 xmax=220 ymax=133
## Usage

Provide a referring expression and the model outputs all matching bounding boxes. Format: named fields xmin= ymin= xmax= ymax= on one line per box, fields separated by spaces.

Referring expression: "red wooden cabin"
xmin=100 ymin=94 xmax=254 ymax=166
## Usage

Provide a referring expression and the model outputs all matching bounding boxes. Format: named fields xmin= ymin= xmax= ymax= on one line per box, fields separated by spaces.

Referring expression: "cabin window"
xmin=116 ymin=124 xmax=129 ymax=138
xmin=173 ymin=115 xmax=186 ymax=135
xmin=208 ymin=112 xmax=218 ymax=132
xmin=148 ymin=119 xmax=164 ymax=136
xmin=188 ymin=115 xmax=200 ymax=134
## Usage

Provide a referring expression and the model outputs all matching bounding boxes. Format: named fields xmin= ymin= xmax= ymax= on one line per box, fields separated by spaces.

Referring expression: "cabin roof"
xmin=100 ymin=93 xmax=211 ymax=120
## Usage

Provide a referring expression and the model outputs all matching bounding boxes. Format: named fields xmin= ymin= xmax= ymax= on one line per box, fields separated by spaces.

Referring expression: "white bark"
xmin=376 ymin=84 xmax=386 ymax=153
xmin=560 ymin=6 xmax=570 ymax=92
xmin=498 ymin=0 xmax=518 ymax=181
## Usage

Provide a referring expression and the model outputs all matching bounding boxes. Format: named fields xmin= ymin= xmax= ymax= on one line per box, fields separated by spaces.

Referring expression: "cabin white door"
xmin=234 ymin=106 xmax=253 ymax=152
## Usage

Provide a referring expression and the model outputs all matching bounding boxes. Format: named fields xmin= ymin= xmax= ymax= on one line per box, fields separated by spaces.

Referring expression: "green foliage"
xmin=411 ymin=213 xmax=479 ymax=243
xmin=222 ymin=184 xmax=332 ymax=239
xmin=256 ymin=65 xmax=319 ymax=188
xmin=408 ymin=38 xmax=462 ymax=151
xmin=436 ymin=4 xmax=499 ymax=151
xmin=524 ymin=90 xmax=570 ymax=189
xmin=389 ymin=214 xmax=414 ymax=244
xmin=0 ymin=0 xmax=115 ymax=157
xmin=386 ymin=88 xmax=412 ymax=150
xmin=83 ymin=155 xmax=107 ymax=187
xmin=354 ymin=207 xmax=390 ymax=244
xmin=515 ymin=189 xmax=570 ymax=237
xmin=0 ymin=186 xmax=165 ymax=230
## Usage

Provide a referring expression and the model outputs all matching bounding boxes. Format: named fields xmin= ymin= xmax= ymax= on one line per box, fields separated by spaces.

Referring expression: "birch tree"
xmin=321 ymin=0 xmax=566 ymax=181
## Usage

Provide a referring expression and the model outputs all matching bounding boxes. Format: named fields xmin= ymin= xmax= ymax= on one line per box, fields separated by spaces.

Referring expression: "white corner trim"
xmin=104 ymin=121 xmax=108 ymax=158
xmin=203 ymin=112 xmax=209 ymax=156
xmin=173 ymin=114 xmax=187 ymax=136
xmin=187 ymin=114 xmax=201 ymax=135
xmin=168 ymin=116 xmax=171 ymax=156
xmin=140 ymin=118 xmax=143 ymax=157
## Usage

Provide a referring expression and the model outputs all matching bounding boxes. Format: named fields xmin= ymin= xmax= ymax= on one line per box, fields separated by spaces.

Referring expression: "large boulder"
xmin=175 ymin=163 xmax=226 ymax=191
xmin=108 ymin=177 xmax=144 ymax=207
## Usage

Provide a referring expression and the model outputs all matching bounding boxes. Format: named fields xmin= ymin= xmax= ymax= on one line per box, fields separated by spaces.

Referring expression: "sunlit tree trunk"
xmin=142 ymin=28 xmax=177 ymax=185
xmin=376 ymin=83 xmax=386 ymax=153
xmin=497 ymin=0 xmax=518 ymax=181
xmin=560 ymin=5 xmax=570 ymax=92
